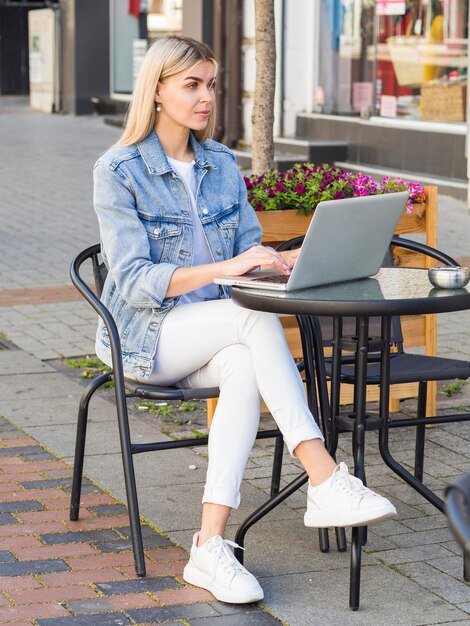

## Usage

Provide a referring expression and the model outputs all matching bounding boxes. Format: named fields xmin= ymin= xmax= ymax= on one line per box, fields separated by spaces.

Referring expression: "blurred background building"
xmin=0 ymin=0 xmax=468 ymax=199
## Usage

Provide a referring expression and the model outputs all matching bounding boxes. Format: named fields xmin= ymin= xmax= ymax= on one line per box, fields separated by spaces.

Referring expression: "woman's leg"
xmin=148 ymin=299 xmax=395 ymax=522
xmin=146 ymin=299 xmax=329 ymax=504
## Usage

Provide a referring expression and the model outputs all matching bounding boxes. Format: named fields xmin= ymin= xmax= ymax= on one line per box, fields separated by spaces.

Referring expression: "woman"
xmin=93 ymin=35 xmax=396 ymax=604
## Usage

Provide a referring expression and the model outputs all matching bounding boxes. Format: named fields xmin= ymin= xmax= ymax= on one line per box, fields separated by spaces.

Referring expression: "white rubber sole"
xmin=183 ymin=561 xmax=264 ymax=604
xmin=304 ymin=505 xmax=397 ymax=528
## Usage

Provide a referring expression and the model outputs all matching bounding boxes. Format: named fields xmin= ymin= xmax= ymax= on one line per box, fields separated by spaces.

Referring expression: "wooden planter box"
xmin=207 ymin=186 xmax=438 ymax=424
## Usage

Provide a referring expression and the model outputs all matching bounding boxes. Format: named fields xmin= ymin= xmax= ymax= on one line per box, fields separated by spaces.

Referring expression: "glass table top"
xmin=231 ymin=268 xmax=470 ymax=317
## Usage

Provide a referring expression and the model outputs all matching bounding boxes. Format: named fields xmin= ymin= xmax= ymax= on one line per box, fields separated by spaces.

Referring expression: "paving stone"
xmin=63 ymin=483 xmax=101 ymax=495
xmin=95 ymin=576 xmax=182 ymax=595
xmin=126 ymin=603 xmax=220 ymax=622
xmin=37 ymin=614 xmax=131 ymax=626
xmin=0 ymin=445 xmax=47 ymax=457
xmin=0 ymin=501 xmax=45 ymax=513
xmin=427 ymin=555 xmax=466 ymax=578
xmin=115 ymin=526 xmax=172 ymax=541
xmin=20 ymin=478 xmax=74 ymax=490
xmin=373 ymin=544 xmax=456 ymax=565
xmin=0 ymin=559 xmax=70 ymax=576
xmin=387 ymin=527 xmax=455 ymax=548
xmin=95 ymin=533 xmax=171 ymax=553
xmin=88 ymin=504 xmax=128 ymax=516
xmin=189 ymin=610 xmax=283 ymax=625
xmin=21 ymin=451 xmax=56 ymax=461
xmin=412 ymin=571 xmax=470 ymax=604
xmin=401 ymin=513 xmax=450 ymax=532
xmin=41 ymin=529 xmax=120 ymax=545
xmin=0 ymin=550 xmax=17 ymax=563
xmin=210 ymin=601 xmax=261 ymax=615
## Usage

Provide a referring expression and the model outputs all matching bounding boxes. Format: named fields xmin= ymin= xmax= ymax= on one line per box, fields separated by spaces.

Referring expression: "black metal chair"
xmin=69 ymin=243 xmax=321 ymax=576
xmin=317 ymin=236 xmax=470 ymax=480
xmin=446 ymin=472 xmax=470 ymax=581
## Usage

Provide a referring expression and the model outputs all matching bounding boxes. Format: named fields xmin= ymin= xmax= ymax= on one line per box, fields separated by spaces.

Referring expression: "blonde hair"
xmin=115 ymin=35 xmax=217 ymax=147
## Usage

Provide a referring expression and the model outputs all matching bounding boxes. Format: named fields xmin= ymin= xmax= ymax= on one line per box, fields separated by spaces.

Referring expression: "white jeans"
xmin=141 ymin=298 xmax=323 ymax=509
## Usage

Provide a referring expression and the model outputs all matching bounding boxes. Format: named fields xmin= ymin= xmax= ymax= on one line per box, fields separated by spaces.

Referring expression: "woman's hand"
xmin=219 ymin=245 xmax=292 ymax=277
xmin=279 ymin=248 xmax=301 ymax=269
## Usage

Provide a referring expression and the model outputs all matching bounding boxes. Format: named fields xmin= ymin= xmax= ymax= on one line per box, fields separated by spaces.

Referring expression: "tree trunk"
xmin=252 ymin=0 xmax=276 ymax=175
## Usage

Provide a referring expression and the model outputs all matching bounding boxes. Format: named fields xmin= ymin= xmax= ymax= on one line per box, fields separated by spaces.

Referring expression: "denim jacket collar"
xmin=137 ymin=129 xmax=212 ymax=176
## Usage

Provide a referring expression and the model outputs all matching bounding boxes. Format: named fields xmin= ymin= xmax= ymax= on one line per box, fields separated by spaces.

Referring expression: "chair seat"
xmin=124 ymin=378 xmax=220 ymax=401
xmin=325 ymin=353 xmax=470 ymax=385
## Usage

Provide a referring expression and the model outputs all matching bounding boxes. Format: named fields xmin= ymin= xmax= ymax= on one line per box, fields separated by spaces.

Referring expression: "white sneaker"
xmin=304 ymin=462 xmax=397 ymax=528
xmin=183 ymin=533 xmax=264 ymax=604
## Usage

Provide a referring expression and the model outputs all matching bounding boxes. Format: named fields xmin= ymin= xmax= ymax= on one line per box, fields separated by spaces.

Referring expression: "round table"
xmin=231 ymin=267 xmax=470 ymax=609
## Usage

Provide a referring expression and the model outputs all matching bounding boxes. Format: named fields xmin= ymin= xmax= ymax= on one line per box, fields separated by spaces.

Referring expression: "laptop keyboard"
xmin=251 ymin=274 xmax=289 ymax=284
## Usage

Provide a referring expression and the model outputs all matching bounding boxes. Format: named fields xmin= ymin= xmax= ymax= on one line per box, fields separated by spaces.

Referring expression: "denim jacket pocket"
xmin=143 ymin=220 xmax=183 ymax=264
xmin=216 ymin=205 xmax=240 ymax=231
xmin=215 ymin=206 xmax=240 ymax=252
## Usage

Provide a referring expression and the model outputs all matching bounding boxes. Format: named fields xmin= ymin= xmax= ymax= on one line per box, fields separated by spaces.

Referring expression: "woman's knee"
xmin=212 ymin=344 xmax=258 ymax=390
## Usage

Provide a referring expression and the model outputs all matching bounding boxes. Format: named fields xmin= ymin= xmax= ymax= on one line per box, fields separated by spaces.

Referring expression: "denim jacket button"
xmin=216 ymin=247 xmax=222 ymax=255
xmin=202 ymin=208 xmax=209 ymax=215
xmin=150 ymin=322 xmax=159 ymax=329
xmin=153 ymin=226 xmax=159 ymax=234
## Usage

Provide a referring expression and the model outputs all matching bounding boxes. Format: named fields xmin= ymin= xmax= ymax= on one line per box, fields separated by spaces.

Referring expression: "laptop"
xmin=214 ymin=191 xmax=409 ymax=291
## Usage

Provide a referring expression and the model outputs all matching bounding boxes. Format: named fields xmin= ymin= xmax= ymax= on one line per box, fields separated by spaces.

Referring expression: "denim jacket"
xmin=93 ymin=130 xmax=262 ymax=379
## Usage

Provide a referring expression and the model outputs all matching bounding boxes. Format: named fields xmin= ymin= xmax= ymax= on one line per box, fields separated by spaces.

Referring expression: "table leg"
xmin=378 ymin=318 xmax=444 ymax=512
xmin=349 ymin=315 xmax=369 ymax=610
xmin=329 ymin=316 xmax=343 ymax=457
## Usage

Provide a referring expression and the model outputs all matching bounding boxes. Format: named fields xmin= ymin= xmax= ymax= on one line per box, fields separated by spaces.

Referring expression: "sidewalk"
xmin=1 ymin=96 xmax=470 ymax=625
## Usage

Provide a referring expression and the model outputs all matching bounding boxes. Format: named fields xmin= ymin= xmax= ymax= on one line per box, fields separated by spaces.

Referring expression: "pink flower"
xmin=295 ymin=183 xmax=306 ymax=195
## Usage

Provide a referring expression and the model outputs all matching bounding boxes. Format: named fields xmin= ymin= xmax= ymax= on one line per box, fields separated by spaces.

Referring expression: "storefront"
xmin=109 ymin=0 xmax=183 ymax=99
xmin=296 ymin=0 xmax=469 ymax=197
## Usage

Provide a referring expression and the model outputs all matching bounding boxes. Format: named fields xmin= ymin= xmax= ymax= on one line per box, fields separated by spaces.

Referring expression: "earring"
xmin=156 ymin=104 xmax=161 ymax=112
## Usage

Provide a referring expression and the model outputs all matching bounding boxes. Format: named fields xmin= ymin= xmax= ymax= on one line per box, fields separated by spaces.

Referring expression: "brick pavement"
xmin=0 ymin=415 xmax=281 ymax=626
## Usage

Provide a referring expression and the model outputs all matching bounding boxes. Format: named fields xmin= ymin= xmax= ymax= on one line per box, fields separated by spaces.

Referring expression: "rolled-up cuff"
xmin=284 ymin=422 xmax=324 ymax=457
xmin=202 ymin=485 xmax=240 ymax=510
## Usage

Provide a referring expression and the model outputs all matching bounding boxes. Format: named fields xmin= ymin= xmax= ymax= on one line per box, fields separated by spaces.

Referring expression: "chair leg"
xmin=335 ymin=527 xmax=347 ymax=552
xmin=70 ymin=371 xmax=113 ymax=521
xmin=414 ymin=382 xmax=427 ymax=482
xmin=270 ymin=435 xmax=284 ymax=497
xmin=113 ymin=373 xmax=146 ymax=577
xmin=319 ymin=528 xmax=330 ymax=552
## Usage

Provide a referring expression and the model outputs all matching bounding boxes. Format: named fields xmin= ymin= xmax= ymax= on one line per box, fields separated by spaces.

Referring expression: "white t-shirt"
xmin=167 ymin=156 xmax=220 ymax=306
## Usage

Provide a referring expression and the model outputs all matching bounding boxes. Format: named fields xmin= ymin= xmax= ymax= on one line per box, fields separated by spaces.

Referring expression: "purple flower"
xmin=255 ymin=202 xmax=264 ymax=211
xmin=295 ymin=183 xmax=306 ymax=195
xmin=275 ymin=182 xmax=285 ymax=192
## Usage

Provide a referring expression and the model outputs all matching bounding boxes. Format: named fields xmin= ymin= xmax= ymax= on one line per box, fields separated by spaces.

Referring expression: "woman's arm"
xmin=166 ymin=245 xmax=291 ymax=297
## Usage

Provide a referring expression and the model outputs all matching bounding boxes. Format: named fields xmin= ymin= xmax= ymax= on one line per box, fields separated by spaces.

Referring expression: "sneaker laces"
xmin=207 ymin=536 xmax=248 ymax=578
xmin=330 ymin=463 xmax=373 ymax=501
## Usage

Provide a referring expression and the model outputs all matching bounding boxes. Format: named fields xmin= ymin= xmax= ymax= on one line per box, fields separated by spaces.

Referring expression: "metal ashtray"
xmin=428 ymin=266 xmax=470 ymax=289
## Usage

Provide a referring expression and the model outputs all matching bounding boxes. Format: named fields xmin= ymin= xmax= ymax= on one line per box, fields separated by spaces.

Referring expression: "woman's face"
xmin=155 ymin=60 xmax=216 ymax=133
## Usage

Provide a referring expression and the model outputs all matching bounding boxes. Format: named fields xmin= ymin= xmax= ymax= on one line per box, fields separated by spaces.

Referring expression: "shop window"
xmin=315 ymin=0 xmax=468 ymax=123
xmin=111 ymin=0 xmax=182 ymax=96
